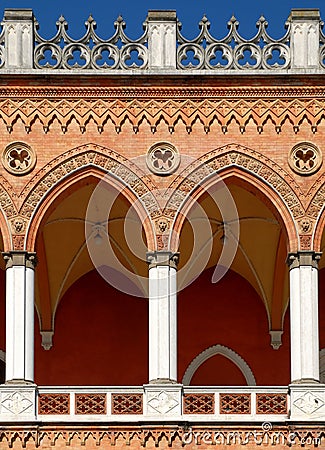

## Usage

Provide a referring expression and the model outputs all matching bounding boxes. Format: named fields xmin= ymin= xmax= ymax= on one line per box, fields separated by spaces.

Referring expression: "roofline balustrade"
xmin=0 ymin=8 xmax=324 ymax=74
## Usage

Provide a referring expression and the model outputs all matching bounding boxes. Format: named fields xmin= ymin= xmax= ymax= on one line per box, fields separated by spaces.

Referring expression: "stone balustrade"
xmin=0 ymin=8 xmax=324 ymax=72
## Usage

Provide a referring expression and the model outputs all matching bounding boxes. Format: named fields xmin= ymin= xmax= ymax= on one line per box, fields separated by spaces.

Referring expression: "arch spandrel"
xmin=0 ymin=177 xmax=18 ymax=251
xmin=307 ymin=174 xmax=325 ymax=252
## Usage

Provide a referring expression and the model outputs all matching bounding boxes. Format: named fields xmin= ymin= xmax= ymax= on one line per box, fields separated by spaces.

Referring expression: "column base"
xmin=0 ymin=383 xmax=37 ymax=420
xmin=289 ymin=383 xmax=325 ymax=420
xmin=5 ymin=379 xmax=35 ymax=385
xmin=144 ymin=383 xmax=183 ymax=417
xmin=290 ymin=378 xmax=320 ymax=384
xmin=149 ymin=378 xmax=178 ymax=384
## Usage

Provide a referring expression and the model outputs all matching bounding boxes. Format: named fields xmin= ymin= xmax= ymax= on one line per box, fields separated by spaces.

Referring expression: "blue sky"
xmin=2 ymin=0 xmax=323 ymax=40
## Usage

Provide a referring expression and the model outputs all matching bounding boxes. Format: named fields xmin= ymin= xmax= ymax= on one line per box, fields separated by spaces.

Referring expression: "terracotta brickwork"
xmin=0 ymin=78 xmax=325 ymax=253
xmin=0 ymin=424 xmax=323 ymax=449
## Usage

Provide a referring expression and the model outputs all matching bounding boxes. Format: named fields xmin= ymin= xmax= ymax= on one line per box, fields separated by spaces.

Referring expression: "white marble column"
xmin=287 ymin=251 xmax=321 ymax=383
xmin=146 ymin=251 xmax=179 ymax=383
xmin=3 ymin=252 xmax=37 ymax=383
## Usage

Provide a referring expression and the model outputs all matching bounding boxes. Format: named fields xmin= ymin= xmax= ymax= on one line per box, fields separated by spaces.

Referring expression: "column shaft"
xmin=288 ymin=252 xmax=320 ymax=383
xmin=147 ymin=251 xmax=179 ymax=383
xmin=3 ymin=252 xmax=36 ymax=383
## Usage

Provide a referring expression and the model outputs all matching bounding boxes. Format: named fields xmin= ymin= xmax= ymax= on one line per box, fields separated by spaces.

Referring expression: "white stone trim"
xmin=182 ymin=344 xmax=256 ymax=386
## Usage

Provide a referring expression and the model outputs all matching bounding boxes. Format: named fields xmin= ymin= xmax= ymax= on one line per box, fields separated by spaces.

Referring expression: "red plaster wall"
xmin=178 ymin=268 xmax=291 ymax=386
xmin=34 ymin=269 xmax=148 ymax=386
xmin=34 ymin=266 xmax=294 ymax=387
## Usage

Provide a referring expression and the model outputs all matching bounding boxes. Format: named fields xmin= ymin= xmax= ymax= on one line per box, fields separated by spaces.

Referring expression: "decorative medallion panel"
xmin=288 ymin=142 xmax=322 ymax=176
xmin=2 ymin=142 xmax=36 ymax=175
xmin=146 ymin=142 xmax=180 ymax=176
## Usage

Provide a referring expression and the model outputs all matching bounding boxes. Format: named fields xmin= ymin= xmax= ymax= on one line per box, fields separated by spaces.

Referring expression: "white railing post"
xmin=289 ymin=9 xmax=321 ymax=69
xmin=3 ymin=9 xmax=34 ymax=69
xmin=146 ymin=10 xmax=177 ymax=69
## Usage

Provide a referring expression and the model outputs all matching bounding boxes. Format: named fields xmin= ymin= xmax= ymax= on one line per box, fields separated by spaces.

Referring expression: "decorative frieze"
xmin=0 ymin=93 xmax=325 ymax=134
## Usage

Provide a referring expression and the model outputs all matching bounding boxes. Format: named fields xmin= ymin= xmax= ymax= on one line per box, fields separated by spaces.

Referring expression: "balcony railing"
xmin=1 ymin=385 xmax=289 ymax=422
xmin=0 ymin=8 xmax=324 ymax=73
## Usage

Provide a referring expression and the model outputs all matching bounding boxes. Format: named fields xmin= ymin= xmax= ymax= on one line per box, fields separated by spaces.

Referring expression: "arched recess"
xmin=25 ymin=163 xmax=155 ymax=348
xmin=182 ymin=344 xmax=256 ymax=386
xmin=170 ymin=166 xmax=293 ymax=336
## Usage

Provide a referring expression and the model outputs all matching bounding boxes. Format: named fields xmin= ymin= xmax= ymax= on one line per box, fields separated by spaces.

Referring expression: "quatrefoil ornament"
xmin=289 ymin=142 xmax=322 ymax=176
xmin=146 ymin=142 xmax=180 ymax=175
xmin=2 ymin=142 xmax=36 ymax=175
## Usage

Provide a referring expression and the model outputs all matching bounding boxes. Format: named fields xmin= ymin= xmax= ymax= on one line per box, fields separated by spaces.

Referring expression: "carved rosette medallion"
xmin=288 ymin=142 xmax=322 ymax=176
xmin=146 ymin=142 xmax=180 ymax=175
xmin=2 ymin=142 xmax=36 ymax=175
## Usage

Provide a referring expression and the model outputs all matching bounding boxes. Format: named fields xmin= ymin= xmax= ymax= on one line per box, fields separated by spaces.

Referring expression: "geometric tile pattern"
xmin=75 ymin=393 xmax=106 ymax=415
xmin=183 ymin=393 xmax=215 ymax=414
xmin=112 ymin=394 xmax=143 ymax=414
xmin=38 ymin=394 xmax=70 ymax=415
xmin=220 ymin=394 xmax=251 ymax=414
xmin=256 ymin=393 xmax=287 ymax=414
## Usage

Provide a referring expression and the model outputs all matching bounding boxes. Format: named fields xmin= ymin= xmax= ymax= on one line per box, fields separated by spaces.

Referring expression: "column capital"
xmin=146 ymin=251 xmax=179 ymax=269
xmin=2 ymin=251 xmax=37 ymax=269
xmin=287 ymin=251 xmax=322 ymax=270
